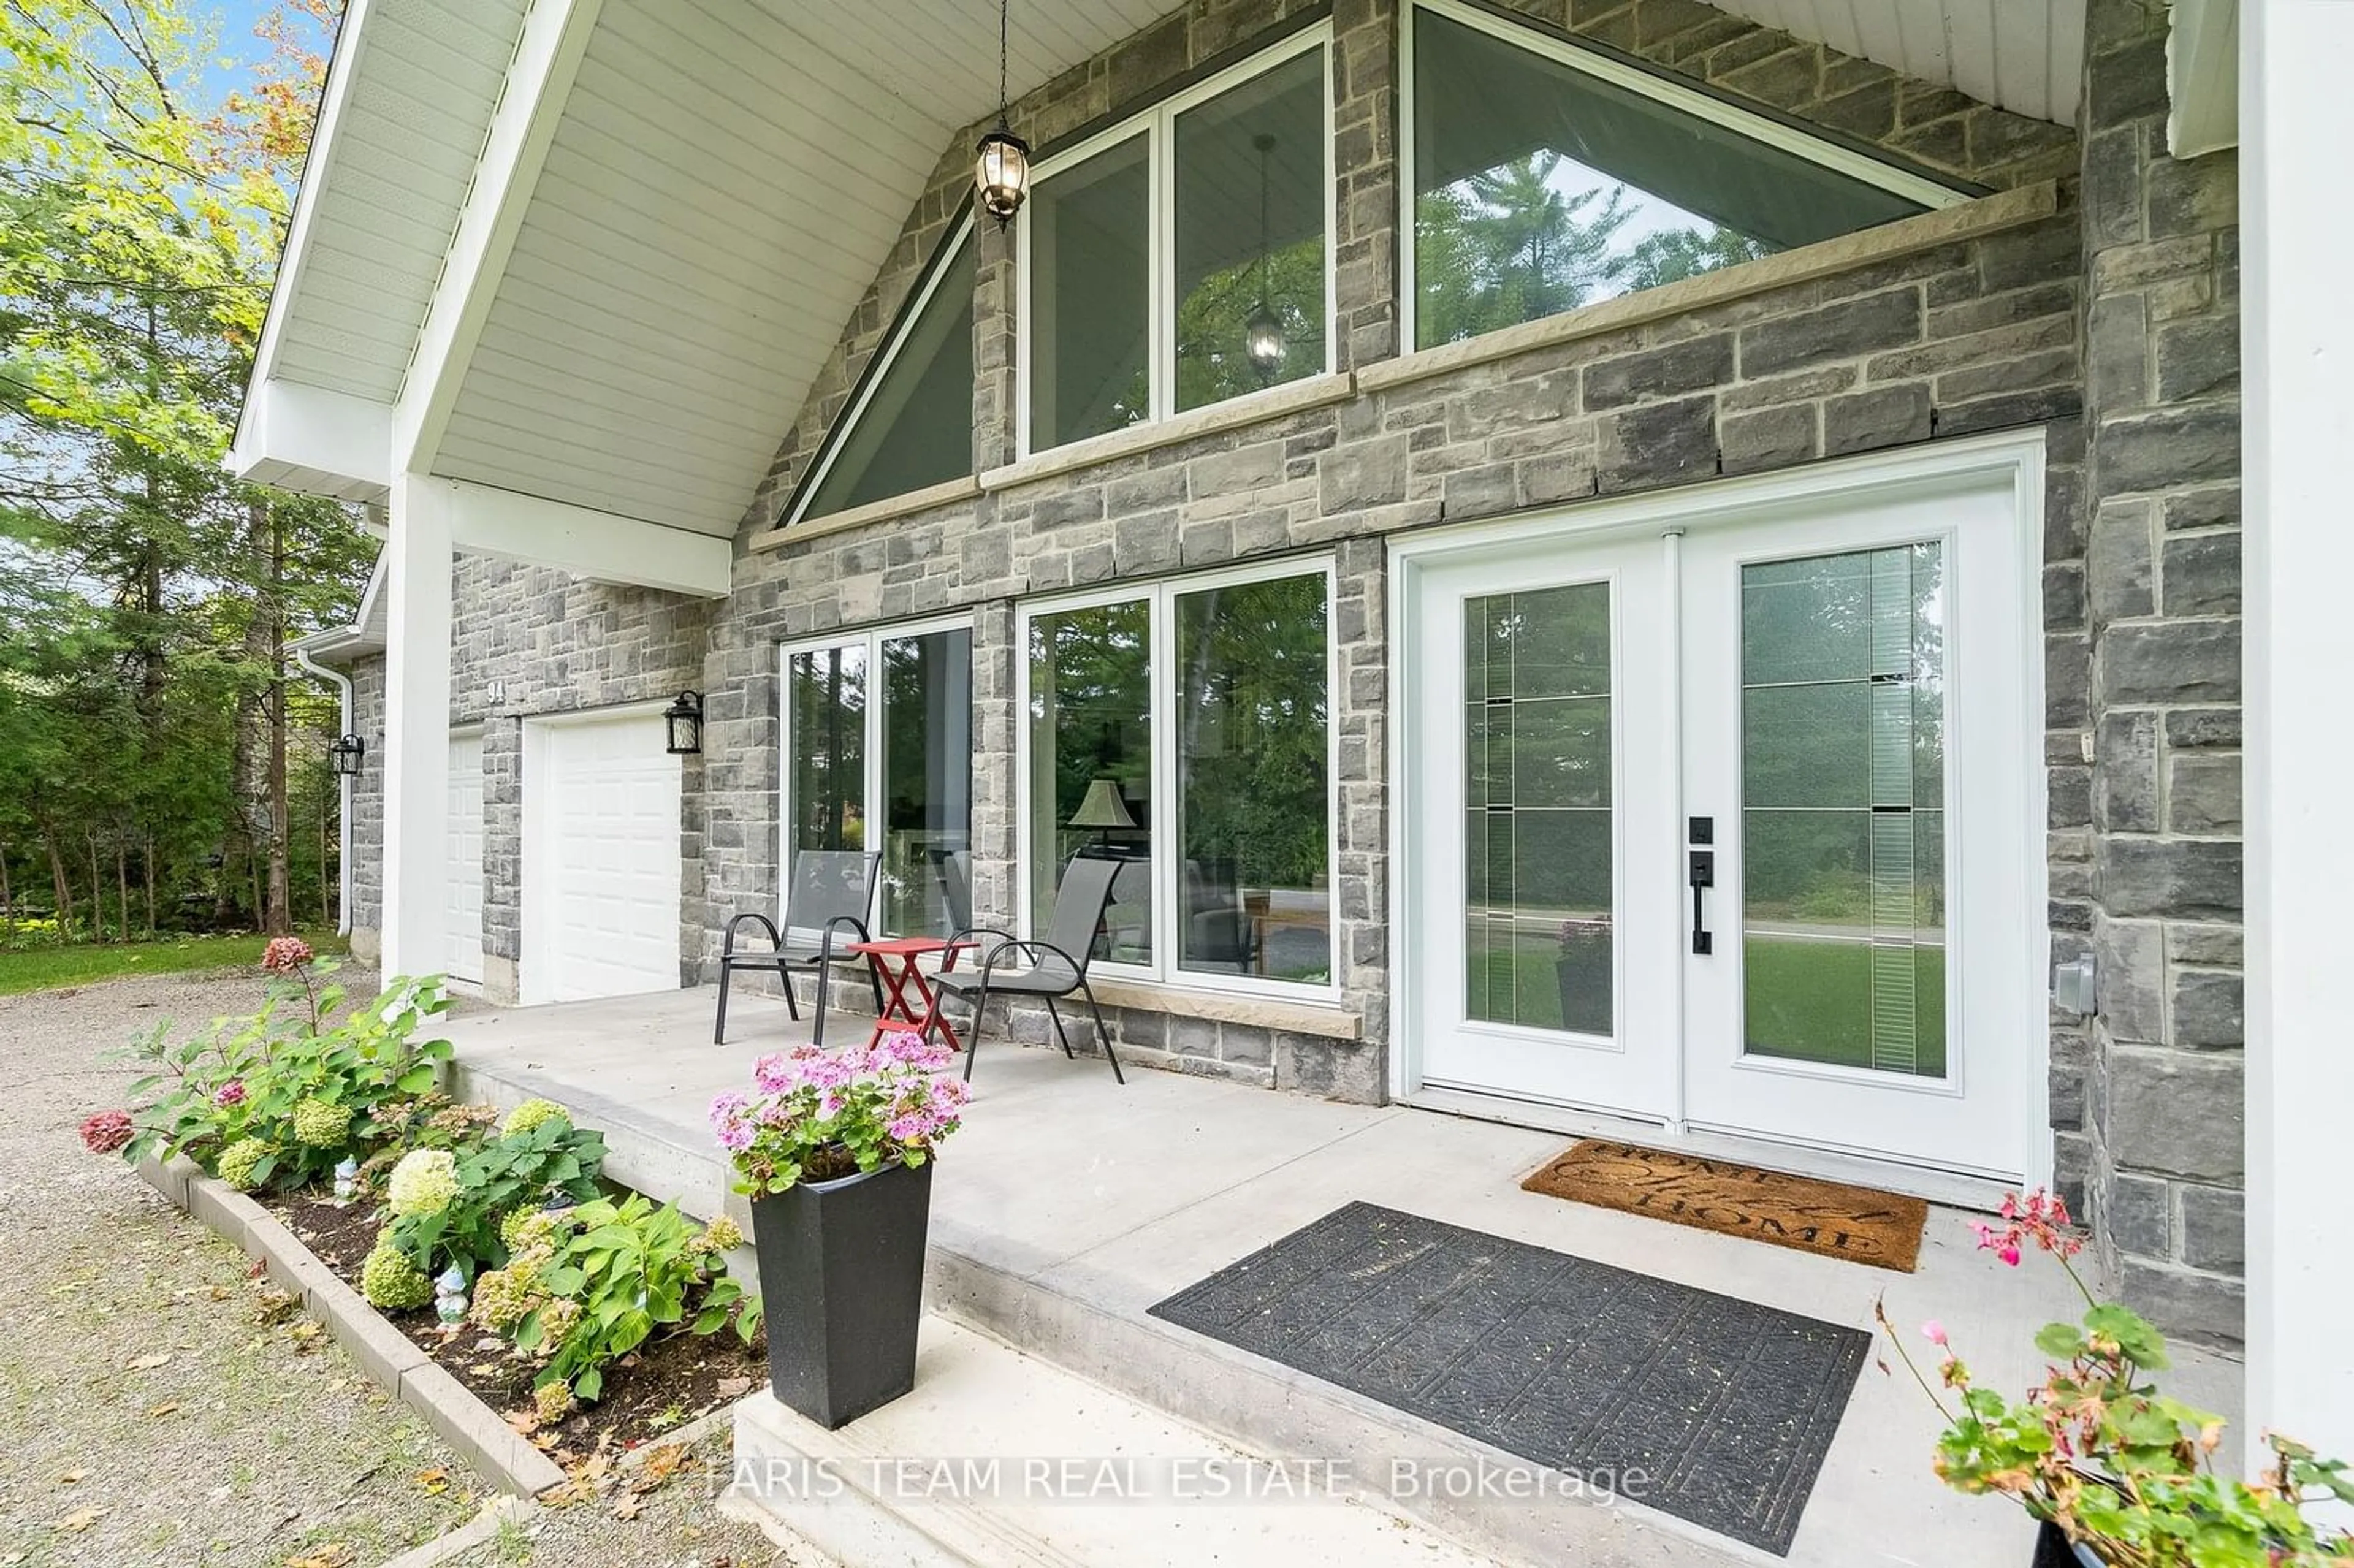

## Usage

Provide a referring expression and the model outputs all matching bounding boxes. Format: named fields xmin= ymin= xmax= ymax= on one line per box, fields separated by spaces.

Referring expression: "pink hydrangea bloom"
xmin=80 ymin=1109 xmax=134 ymax=1154
xmin=261 ymin=935 xmax=315 ymax=975
xmin=213 ymin=1079 xmax=247 ymax=1108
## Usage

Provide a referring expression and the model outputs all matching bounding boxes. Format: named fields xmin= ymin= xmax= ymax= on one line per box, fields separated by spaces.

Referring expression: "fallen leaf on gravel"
xmin=288 ymin=1320 xmax=324 ymax=1351
xmin=416 ymin=1469 xmax=451 ymax=1496
xmin=715 ymin=1376 xmax=754 ymax=1398
xmin=612 ymin=1492 xmax=642 ymax=1521
xmin=59 ymin=1469 xmax=86 ymax=1485
xmin=147 ymin=1400 xmax=181 ymax=1417
xmin=52 ymin=1506 xmax=102 ymax=1532
xmin=285 ymin=1547 xmax=352 ymax=1568
xmin=635 ymin=1445 xmax=690 ymax=1488
xmin=503 ymin=1408 xmax=538 ymax=1436
xmin=126 ymin=1352 xmax=172 ymax=1370
xmin=253 ymin=1288 xmax=299 ymax=1325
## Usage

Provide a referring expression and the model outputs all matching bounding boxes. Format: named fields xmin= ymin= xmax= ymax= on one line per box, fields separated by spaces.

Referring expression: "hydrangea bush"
xmin=99 ymin=945 xmax=455 ymax=1191
xmin=709 ymin=1032 xmax=968 ymax=1194
xmin=1881 ymin=1190 xmax=2354 ymax=1567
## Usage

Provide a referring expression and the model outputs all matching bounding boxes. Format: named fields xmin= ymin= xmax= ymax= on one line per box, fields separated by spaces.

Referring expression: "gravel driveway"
xmin=0 ymin=964 xmax=804 ymax=1568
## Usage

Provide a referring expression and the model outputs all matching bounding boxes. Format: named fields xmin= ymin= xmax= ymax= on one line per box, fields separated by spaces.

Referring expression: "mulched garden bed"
xmin=272 ymin=1191 xmax=767 ymax=1459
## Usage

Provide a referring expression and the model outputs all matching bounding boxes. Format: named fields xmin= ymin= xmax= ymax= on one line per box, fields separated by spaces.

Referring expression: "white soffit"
xmin=270 ymin=0 xmax=533 ymax=402
xmin=1705 ymin=0 xmax=2085 ymax=126
xmin=432 ymin=0 xmax=1171 ymax=538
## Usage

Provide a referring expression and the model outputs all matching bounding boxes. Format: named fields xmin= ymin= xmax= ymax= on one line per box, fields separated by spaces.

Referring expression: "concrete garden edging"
xmin=137 ymin=1154 xmax=569 ymax=1499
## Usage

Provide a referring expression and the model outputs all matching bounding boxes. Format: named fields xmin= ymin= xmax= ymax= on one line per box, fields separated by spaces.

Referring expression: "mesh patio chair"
xmin=932 ymin=852 xmax=1126 ymax=1084
xmin=715 ymin=849 xmax=884 ymax=1048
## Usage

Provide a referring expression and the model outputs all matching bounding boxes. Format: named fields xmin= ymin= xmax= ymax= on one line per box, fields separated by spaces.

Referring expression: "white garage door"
xmin=446 ymin=731 xmax=484 ymax=983
xmin=524 ymin=710 xmax=684 ymax=1004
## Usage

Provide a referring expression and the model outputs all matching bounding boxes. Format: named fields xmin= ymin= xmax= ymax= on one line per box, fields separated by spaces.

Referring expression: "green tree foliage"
xmin=1 ymin=0 xmax=371 ymax=942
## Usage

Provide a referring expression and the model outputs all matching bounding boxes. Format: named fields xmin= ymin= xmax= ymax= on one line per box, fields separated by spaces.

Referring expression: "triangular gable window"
xmin=791 ymin=226 xmax=976 ymax=523
xmin=1405 ymin=0 xmax=1966 ymax=350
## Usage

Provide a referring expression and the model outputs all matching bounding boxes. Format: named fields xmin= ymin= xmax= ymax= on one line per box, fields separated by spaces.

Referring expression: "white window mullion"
xmin=1149 ymin=112 xmax=1175 ymax=424
xmin=863 ymin=628 xmax=886 ymax=933
xmin=1148 ymin=584 xmax=1177 ymax=986
xmin=1396 ymin=2 xmax=1421 ymax=356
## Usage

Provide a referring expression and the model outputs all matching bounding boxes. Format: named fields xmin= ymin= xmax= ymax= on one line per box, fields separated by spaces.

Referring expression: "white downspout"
xmin=292 ymin=645 xmax=356 ymax=937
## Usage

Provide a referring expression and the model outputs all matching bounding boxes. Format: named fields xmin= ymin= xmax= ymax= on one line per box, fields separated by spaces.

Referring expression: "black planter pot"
xmin=2032 ymin=1522 xmax=2104 ymax=1567
xmin=749 ymin=1158 xmax=934 ymax=1429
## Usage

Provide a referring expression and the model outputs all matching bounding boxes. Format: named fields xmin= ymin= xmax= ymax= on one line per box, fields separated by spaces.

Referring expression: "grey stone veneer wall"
xmin=2071 ymin=0 xmax=2245 ymax=1345
xmin=348 ymin=655 xmax=386 ymax=962
xmin=700 ymin=1 xmax=2091 ymax=1105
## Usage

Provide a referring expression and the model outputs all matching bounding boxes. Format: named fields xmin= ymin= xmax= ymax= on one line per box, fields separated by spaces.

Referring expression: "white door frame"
xmin=446 ymin=725 xmax=487 ymax=986
xmin=519 ymin=699 xmax=684 ymax=1007
xmin=1386 ymin=432 xmax=2051 ymax=1203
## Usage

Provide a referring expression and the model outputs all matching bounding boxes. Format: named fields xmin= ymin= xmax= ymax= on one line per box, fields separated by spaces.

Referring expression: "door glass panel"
xmin=1740 ymin=543 xmax=1946 ymax=1076
xmin=1464 ymin=583 xmax=1612 ymax=1036
xmin=1027 ymin=601 xmax=1153 ymax=961
xmin=786 ymin=645 xmax=868 ymax=862
xmin=878 ymin=629 xmax=973 ymax=938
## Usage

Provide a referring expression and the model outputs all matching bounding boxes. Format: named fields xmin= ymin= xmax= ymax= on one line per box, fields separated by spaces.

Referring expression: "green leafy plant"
xmin=512 ymin=1195 xmax=756 ymax=1405
xmin=383 ymin=1111 xmax=606 ymax=1281
xmin=1881 ymin=1191 xmax=2354 ymax=1567
xmin=113 ymin=953 xmax=455 ymax=1189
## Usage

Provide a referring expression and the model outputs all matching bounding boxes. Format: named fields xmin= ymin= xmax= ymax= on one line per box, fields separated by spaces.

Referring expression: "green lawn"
xmin=0 ymin=930 xmax=349 ymax=998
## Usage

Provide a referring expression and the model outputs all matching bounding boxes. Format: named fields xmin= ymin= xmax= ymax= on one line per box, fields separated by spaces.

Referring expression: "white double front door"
xmin=1398 ymin=441 xmax=2044 ymax=1186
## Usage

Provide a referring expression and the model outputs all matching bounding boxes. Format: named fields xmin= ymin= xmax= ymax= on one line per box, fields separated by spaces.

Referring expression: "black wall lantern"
xmin=974 ymin=0 xmax=1030 ymax=225
xmin=328 ymin=733 xmax=366 ymax=777
xmin=663 ymin=690 xmax=705 ymax=756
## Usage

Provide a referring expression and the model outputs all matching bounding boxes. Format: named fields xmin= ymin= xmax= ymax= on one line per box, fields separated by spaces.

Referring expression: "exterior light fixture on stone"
xmin=328 ymin=733 xmax=366 ymax=777
xmin=663 ymin=690 xmax=704 ymax=756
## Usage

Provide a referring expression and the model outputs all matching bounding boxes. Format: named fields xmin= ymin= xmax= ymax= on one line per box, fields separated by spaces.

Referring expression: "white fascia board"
xmin=446 ymin=478 xmax=732 ymax=598
xmin=232 ymin=0 xmax=378 ymax=457
xmin=392 ymin=0 xmax=603 ymax=479
xmin=226 ymin=378 xmax=394 ymax=499
xmin=2169 ymin=0 xmax=2241 ymax=158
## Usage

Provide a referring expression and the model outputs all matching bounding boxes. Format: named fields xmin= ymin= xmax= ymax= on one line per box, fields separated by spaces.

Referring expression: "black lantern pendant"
xmin=1245 ymin=132 xmax=1286 ymax=381
xmin=327 ymin=733 xmax=366 ymax=777
xmin=975 ymin=0 xmax=1030 ymax=226
xmin=663 ymin=690 xmax=704 ymax=756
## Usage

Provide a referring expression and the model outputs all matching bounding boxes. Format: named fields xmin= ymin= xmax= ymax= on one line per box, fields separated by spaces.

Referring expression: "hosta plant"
xmin=509 ymin=1195 xmax=756 ymax=1405
xmin=1881 ymin=1191 xmax=2354 ymax=1567
xmin=709 ymin=1031 xmax=967 ymax=1193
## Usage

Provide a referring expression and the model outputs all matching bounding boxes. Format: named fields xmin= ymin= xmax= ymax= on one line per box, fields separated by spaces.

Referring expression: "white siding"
xmin=272 ymin=0 xmax=531 ymax=403
xmin=1709 ymin=0 xmax=2084 ymax=126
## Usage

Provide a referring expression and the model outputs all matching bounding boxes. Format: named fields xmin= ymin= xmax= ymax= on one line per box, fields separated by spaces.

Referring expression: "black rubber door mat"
xmin=1147 ymin=1202 xmax=1868 ymax=1556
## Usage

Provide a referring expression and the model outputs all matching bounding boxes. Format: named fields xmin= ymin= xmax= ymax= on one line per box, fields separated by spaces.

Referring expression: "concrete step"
xmin=726 ymin=1314 xmax=1496 ymax=1568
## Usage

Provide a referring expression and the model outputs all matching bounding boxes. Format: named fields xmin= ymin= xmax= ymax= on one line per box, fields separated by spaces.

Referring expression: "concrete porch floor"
xmin=438 ymin=985 xmax=2243 ymax=1567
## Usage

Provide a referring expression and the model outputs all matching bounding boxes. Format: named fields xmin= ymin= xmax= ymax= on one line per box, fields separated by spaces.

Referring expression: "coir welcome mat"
xmin=1148 ymin=1202 xmax=1868 ymax=1556
xmin=1520 ymin=1141 xmax=1929 ymax=1273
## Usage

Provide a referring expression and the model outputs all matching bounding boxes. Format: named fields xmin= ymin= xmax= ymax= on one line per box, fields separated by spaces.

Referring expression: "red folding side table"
xmin=845 ymin=937 xmax=977 ymax=1053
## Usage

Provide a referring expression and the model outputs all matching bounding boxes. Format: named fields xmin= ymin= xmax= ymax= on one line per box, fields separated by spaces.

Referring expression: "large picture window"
xmin=786 ymin=224 xmax=976 ymax=525
xmin=1402 ymin=0 xmax=1960 ymax=351
xmin=1023 ymin=28 xmax=1332 ymax=456
xmin=1021 ymin=563 xmax=1334 ymax=995
xmin=782 ymin=621 xmax=973 ymax=938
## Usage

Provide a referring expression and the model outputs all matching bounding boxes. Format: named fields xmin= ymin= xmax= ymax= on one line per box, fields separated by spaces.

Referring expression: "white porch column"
xmin=2244 ymin=0 xmax=2354 ymax=1466
xmin=380 ymin=470 xmax=455 ymax=980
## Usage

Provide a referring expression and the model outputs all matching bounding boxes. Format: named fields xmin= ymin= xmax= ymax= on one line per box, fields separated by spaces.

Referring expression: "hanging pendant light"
xmin=1244 ymin=132 xmax=1286 ymax=381
xmin=975 ymin=0 xmax=1030 ymax=226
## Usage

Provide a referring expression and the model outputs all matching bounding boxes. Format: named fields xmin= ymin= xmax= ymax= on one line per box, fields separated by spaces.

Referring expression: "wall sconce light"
xmin=328 ymin=734 xmax=366 ymax=777
xmin=663 ymin=690 xmax=704 ymax=756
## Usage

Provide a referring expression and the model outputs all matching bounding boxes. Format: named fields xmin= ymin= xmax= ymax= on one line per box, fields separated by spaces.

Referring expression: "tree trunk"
xmin=85 ymin=832 xmax=105 ymax=942
xmin=115 ymin=839 xmax=130 ymax=945
xmin=0 ymin=840 xmax=14 ymax=945
xmin=219 ymin=499 xmax=275 ymax=929
xmin=44 ymin=830 xmax=72 ymax=937
xmin=142 ymin=835 xmax=157 ymax=939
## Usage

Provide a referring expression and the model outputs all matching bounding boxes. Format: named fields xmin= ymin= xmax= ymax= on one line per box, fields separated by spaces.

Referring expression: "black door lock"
xmin=1688 ymin=850 xmax=1715 ymax=955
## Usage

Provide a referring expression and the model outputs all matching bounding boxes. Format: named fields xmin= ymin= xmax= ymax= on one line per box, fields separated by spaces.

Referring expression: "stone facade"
xmin=333 ymin=0 xmax=2244 ymax=1342
xmin=348 ymin=655 xmax=386 ymax=962
xmin=2069 ymin=0 xmax=2245 ymax=1345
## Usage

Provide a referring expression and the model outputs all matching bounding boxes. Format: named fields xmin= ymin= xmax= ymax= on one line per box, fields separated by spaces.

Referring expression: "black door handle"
xmin=1689 ymin=850 xmax=1714 ymax=956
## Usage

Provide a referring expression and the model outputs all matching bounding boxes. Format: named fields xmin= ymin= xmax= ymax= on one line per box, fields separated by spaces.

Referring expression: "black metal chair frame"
xmin=934 ymin=854 xmax=1126 ymax=1084
xmin=714 ymin=851 xmax=884 ymax=1048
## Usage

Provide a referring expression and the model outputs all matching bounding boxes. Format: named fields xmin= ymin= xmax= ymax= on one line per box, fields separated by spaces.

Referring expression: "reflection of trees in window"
xmin=1177 ymin=574 xmax=1329 ymax=896
xmin=1416 ymin=150 xmax=1778 ymax=346
xmin=788 ymin=649 xmax=866 ymax=854
xmin=1174 ymin=237 xmax=1325 ymax=410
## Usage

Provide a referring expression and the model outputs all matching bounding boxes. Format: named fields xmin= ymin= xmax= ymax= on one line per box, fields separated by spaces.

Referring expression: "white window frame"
xmin=782 ymin=216 xmax=978 ymax=529
xmin=777 ymin=612 xmax=977 ymax=934
xmin=1016 ymin=24 xmax=1337 ymax=459
xmin=1396 ymin=0 xmax=1968 ymax=356
xmin=1015 ymin=556 xmax=1342 ymax=1002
